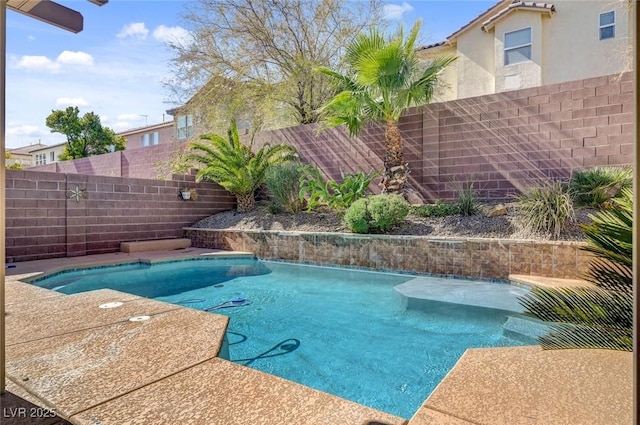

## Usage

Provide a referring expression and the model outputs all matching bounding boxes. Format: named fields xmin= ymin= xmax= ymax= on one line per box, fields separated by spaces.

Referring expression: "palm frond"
xmin=519 ymin=188 xmax=632 ymax=351
xmin=317 ymin=20 xmax=454 ymax=137
xmin=186 ymin=120 xmax=297 ymax=204
xmin=538 ymin=324 xmax=632 ymax=351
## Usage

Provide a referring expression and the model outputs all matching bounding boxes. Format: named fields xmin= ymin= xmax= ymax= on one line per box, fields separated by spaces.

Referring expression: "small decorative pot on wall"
xmin=178 ymin=188 xmax=198 ymax=201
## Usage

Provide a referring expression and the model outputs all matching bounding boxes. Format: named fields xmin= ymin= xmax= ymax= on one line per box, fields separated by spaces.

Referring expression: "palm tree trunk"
xmin=380 ymin=120 xmax=408 ymax=194
xmin=236 ymin=192 xmax=255 ymax=213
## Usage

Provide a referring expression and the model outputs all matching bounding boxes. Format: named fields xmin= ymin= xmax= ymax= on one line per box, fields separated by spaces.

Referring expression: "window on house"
xmin=141 ymin=132 xmax=160 ymax=147
xmin=504 ymin=28 xmax=532 ymax=65
xmin=177 ymin=115 xmax=194 ymax=139
xmin=50 ymin=151 xmax=55 ymax=162
xmin=599 ymin=11 xmax=615 ymax=40
xmin=35 ymin=153 xmax=46 ymax=165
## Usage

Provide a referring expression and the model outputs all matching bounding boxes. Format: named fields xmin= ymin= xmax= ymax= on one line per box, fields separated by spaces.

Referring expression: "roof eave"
xmin=481 ymin=4 xmax=556 ymax=32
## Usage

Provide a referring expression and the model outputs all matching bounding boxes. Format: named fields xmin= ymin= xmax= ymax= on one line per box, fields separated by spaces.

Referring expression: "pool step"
xmin=503 ymin=316 xmax=550 ymax=341
xmin=394 ymin=277 xmax=529 ymax=313
xmin=121 ymin=238 xmax=191 ymax=253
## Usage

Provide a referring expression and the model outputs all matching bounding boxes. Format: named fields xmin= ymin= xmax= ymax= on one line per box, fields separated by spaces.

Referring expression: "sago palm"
xmin=317 ymin=20 xmax=455 ymax=194
xmin=519 ymin=188 xmax=633 ymax=351
xmin=187 ymin=120 xmax=297 ymax=212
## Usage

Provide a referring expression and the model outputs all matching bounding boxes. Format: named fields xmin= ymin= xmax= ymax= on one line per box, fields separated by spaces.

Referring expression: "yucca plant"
xmin=187 ymin=119 xmax=297 ymax=212
xmin=317 ymin=20 xmax=455 ymax=195
xmin=515 ymin=180 xmax=575 ymax=240
xmin=519 ymin=188 xmax=632 ymax=351
xmin=569 ymin=166 xmax=632 ymax=208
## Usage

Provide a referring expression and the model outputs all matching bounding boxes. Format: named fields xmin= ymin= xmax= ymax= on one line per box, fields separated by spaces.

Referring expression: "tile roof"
xmin=417 ymin=0 xmax=555 ymax=51
xmin=481 ymin=1 xmax=555 ymax=32
xmin=417 ymin=41 xmax=447 ymax=51
xmin=418 ymin=0 xmax=509 ymax=51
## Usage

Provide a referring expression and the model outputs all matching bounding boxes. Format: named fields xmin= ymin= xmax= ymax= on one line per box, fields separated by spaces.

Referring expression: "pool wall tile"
xmin=185 ymin=229 xmax=593 ymax=281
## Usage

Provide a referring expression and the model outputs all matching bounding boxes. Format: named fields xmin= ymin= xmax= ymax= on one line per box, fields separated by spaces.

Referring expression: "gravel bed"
xmin=190 ymin=202 xmax=593 ymax=241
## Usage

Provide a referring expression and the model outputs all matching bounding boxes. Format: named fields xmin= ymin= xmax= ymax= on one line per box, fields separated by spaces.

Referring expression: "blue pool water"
xmin=31 ymin=258 xmax=537 ymax=419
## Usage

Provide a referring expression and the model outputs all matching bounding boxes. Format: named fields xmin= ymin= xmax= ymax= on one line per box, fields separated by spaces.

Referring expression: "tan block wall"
xmin=250 ymin=72 xmax=633 ymax=201
xmin=184 ymin=229 xmax=593 ymax=281
xmin=6 ymin=170 xmax=235 ymax=262
xmin=27 ymin=73 xmax=633 ymax=202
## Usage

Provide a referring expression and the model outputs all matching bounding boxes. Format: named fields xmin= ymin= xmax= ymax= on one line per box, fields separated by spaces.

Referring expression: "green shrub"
xmin=343 ymin=199 xmax=370 ymax=233
xmin=515 ymin=181 xmax=575 ymax=239
xmin=456 ymin=182 xmax=478 ymax=216
xmin=344 ymin=194 xmax=409 ymax=233
xmin=265 ymin=162 xmax=306 ymax=213
xmin=328 ymin=169 xmax=379 ymax=209
xmin=299 ymin=164 xmax=377 ymax=211
xmin=569 ymin=166 xmax=632 ymax=208
xmin=413 ymin=200 xmax=458 ymax=217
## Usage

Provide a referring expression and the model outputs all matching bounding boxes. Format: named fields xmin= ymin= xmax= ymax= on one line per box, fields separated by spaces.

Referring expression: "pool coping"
xmin=4 ymin=249 xmax=632 ymax=425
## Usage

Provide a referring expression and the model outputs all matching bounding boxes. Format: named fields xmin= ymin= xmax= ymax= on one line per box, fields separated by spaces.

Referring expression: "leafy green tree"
xmin=318 ymin=20 xmax=455 ymax=194
xmin=520 ymin=188 xmax=633 ymax=351
xmin=187 ymin=120 xmax=297 ymax=212
xmin=45 ymin=106 xmax=125 ymax=160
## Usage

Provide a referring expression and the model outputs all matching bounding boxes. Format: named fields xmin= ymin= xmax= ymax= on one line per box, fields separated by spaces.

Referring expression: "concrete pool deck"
xmin=3 ymin=249 xmax=633 ymax=424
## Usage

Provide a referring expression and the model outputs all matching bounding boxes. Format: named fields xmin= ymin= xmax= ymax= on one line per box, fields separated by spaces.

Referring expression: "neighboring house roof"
xmin=7 ymin=143 xmax=48 ymax=155
xmin=418 ymin=0 xmax=555 ymax=51
xmin=481 ymin=1 xmax=555 ymax=32
xmin=29 ymin=142 xmax=67 ymax=154
xmin=116 ymin=121 xmax=173 ymax=137
xmin=417 ymin=41 xmax=448 ymax=51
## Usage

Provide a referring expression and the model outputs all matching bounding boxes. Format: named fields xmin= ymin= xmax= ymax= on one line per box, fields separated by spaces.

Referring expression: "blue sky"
xmin=5 ymin=0 xmax=496 ymax=148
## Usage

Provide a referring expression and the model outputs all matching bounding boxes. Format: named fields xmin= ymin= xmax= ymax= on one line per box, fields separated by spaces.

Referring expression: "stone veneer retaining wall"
xmin=6 ymin=170 xmax=235 ymax=262
xmin=184 ymin=228 xmax=593 ymax=280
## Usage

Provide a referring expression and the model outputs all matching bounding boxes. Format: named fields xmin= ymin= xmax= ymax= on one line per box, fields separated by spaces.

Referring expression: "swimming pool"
xmin=30 ymin=258 xmax=539 ymax=418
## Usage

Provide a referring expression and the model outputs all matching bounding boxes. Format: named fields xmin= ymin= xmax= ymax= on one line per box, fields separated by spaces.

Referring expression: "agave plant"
xmin=519 ymin=188 xmax=632 ymax=351
xmin=187 ymin=120 xmax=297 ymax=212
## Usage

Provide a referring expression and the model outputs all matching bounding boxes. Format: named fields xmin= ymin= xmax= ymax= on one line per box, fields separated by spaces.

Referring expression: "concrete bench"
xmin=120 ymin=238 xmax=192 ymax=253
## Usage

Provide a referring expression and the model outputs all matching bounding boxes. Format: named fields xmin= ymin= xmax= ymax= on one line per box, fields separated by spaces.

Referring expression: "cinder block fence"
xmin=5 ymin=170 xmax=235 ymax=262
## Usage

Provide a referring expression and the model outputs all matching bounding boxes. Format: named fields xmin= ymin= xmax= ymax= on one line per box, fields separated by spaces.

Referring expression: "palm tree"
xmin=187 ymin=120 xmax=297 ymax=212
xmin=317 ymin=20 xmax=455 ymax=194
xmin=519 ymin=188 xmax=632 ymax=351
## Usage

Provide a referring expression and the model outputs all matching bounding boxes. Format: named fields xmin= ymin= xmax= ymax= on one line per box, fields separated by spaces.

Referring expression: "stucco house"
xmin=116 ymin=121 xmax=175 ymax=149
xmin=5 ymin=143 xmax=46 ymax=167
xmin=419 ymin=0 xmax=631 ymax=101
xmin=29 ymin=142 xmax=66 ymax=166
xmin=6 ymin=142 xmax=66 ymax=167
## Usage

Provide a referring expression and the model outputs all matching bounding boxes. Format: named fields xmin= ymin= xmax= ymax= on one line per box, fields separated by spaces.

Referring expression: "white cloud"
xmin=383 ymin=2 xmax=414 ymax=20
xmin=117 ymin=22 xmax=149 ymax=40
xmin=152 ymin=25 xmax=190 ymax=45
xmin=117 ymin=113 xmax=143 ymax=121
xmin=112 ymin=121 xmax=134 ymax=131
xmin=56 ymin=97 xmax=89 ymax=107
xmin=16 ymin=55 xmax=61 ymax=73
xmin=15 ymin=50 xmax=93 ymax=73
xmin=28 ymin=35 xmax=36 ymax=42
xmin=57 ymin=50 xmax=94 ymax=66
xmin=7 ymin=124 xmax=43 ymax=137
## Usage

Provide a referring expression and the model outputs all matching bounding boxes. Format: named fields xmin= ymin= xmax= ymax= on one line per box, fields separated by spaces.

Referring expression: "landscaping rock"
xmin=485 ymin=203 xmax=508 ymax=217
